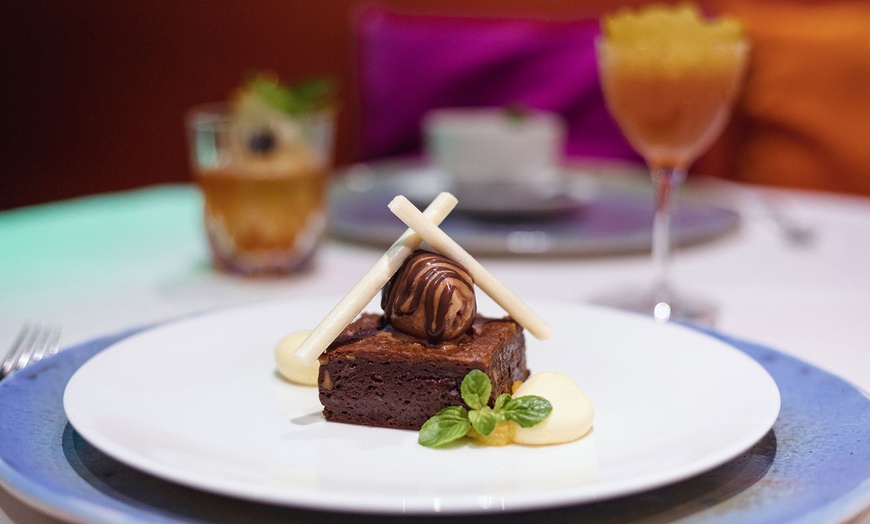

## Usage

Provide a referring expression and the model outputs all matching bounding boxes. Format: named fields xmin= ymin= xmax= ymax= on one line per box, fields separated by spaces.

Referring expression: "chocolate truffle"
xmin=381 ymin=250 xmax=476 ymax=343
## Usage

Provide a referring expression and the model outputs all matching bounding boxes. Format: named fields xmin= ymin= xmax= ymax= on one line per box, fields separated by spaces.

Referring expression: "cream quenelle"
xmin=275 ymin=330 xmax=318 ymax=385
xmin=512 ymin=372 xmax=594 ymax=445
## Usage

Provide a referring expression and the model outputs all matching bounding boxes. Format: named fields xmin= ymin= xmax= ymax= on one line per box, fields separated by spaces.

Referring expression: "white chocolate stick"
xmin=293 ymin=192 xmax=459 ymax=365
xmin=388 ymin=195 xmax=552 ymax=341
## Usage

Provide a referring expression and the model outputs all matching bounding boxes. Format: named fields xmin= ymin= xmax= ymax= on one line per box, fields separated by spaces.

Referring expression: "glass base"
xmin=591 ymin=284 xmax=717 ymax=328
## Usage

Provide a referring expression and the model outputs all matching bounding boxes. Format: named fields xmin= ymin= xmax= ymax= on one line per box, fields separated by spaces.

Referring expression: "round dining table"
xmin=1 ymin=169 xmax=868 ymax=523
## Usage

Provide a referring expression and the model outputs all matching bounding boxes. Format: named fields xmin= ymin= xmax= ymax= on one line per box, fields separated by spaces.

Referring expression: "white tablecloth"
xmin=1 ymin=179 xmax=869 ymax=523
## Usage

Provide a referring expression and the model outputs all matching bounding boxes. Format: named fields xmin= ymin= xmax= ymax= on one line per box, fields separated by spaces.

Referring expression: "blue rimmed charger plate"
xmin=0 ymin=327 xmax=868 ymax=524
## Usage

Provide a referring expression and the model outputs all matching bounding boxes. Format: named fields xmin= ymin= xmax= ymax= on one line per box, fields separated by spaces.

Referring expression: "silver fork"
xmin=0 ymin=321 xmax=64 ymax=381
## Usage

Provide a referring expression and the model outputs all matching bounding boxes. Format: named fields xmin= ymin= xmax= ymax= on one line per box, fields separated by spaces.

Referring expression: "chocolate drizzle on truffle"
xmin=382 ymin=250 xmax=476 ymax=344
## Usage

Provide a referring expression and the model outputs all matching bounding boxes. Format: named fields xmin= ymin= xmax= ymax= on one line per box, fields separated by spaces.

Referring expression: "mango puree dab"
xmin=600 ymin=3 xmax=746 ymax=75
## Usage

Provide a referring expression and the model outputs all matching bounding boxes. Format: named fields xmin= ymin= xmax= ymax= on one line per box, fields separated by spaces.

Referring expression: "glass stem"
xmin=650 ymin=166 xmax=686 ymax=301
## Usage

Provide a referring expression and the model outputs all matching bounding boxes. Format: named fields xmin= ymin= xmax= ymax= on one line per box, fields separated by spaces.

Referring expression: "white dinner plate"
xmin=63 ymin=296 xmax=780 ymax=515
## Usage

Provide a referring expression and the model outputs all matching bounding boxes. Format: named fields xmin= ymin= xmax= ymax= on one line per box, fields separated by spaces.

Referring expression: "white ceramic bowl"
xmin=423 ymin=108 xmax=566 ymax=192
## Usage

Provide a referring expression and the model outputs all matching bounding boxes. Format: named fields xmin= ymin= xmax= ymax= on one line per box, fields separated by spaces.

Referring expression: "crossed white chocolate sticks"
xmin=293 ymin=193 xmax=552 ymax=366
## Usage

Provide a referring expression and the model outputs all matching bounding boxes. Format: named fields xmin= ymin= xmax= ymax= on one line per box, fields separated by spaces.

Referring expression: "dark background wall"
xmin=3 ymin=1 xmax=869 ymax=210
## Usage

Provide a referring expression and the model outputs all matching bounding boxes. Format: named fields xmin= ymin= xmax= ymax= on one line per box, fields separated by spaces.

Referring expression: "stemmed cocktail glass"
xmin=595 ymin=5 xmax=748 ymax=325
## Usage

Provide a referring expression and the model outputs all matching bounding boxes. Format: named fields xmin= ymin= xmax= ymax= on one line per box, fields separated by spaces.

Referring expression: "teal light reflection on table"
xmin=0 ymin=185 xmax=204 ymax=309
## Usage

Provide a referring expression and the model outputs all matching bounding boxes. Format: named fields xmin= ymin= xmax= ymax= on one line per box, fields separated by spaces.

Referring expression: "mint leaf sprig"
xmin=246 ymin=73 xmax=334 ymax=116
xmin=418 ymin=369 xmax=552 ymax=448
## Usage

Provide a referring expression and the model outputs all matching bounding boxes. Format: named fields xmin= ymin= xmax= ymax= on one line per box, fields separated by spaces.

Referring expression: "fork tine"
xmin=1 ymin=322 xmax=37 ymax=379
xmin=13 ymin=321 xmax=48 ymax=371
xmin=32 ymin=323 xmax=63 ymax=362
xmin=0 ymin=321 xmax=64 ymax=380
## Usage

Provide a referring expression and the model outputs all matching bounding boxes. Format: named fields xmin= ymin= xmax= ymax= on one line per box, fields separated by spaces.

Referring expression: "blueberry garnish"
xmin=248 ymin=130 xmax=276 ymax=154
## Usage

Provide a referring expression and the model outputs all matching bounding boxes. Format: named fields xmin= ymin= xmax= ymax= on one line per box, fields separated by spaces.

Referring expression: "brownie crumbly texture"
xmin=318 ymin=313 xmax=529 ymax=430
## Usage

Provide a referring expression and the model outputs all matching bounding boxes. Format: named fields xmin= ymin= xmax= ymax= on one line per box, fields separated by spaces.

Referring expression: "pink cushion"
xmin=354 ymin=6 xmax=640 ymax=163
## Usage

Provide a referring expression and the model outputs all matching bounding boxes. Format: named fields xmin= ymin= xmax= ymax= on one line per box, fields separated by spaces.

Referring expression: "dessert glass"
xmin=187 ymin=104 xmax=333 ymax=275
xmin=595 ymin=6 xmax=748 ymax=324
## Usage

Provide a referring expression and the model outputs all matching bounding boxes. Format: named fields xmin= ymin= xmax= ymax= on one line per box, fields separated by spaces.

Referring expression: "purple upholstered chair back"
xmin=354 ymin=6 xmax=640 ymax=164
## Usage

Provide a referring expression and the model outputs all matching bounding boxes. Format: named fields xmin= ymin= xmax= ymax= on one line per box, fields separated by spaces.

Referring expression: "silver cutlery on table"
xmin=0 ymin=321 xmax=64 ymax=381
xmin=760 ymin=193 xmax=816 ymax=247
xmin=688 ymin=176 xmax=817 ymax=248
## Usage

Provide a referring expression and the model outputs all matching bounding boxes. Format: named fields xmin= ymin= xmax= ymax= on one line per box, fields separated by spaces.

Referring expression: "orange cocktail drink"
xmin=187 ymin=76 xmax=334 ymax=275
xmin=194 ymin=152 xmax=329 ymax=273
xmin=594 ymin=4 xmax=748 ymax=324
xmin=597 ymin=5 xmax=747 ymax=171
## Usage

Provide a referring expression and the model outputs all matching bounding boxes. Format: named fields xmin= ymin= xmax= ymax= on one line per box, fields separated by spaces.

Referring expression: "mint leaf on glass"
xmin=503 ymin=103 xmax=531 ymax=124
xmin=246 ymin=73 xmax=333 ymax=116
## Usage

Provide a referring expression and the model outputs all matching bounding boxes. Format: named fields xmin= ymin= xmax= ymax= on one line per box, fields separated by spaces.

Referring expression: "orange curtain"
xmin=698 ymin=0 xmax=870 ymax=196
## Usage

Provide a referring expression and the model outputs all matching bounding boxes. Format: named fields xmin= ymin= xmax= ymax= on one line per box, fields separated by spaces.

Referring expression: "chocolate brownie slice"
xmin=318 ymin=313 xmax=528 ymax=430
